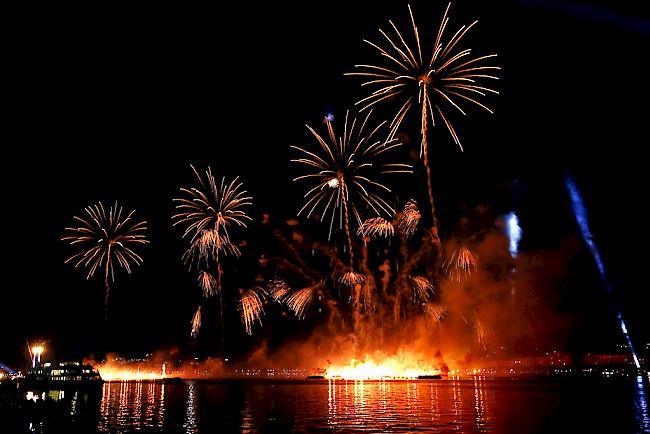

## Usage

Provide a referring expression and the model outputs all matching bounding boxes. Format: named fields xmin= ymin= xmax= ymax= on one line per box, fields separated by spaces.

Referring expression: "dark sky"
xmin=2 ymin=1 xmax=648 ymax=368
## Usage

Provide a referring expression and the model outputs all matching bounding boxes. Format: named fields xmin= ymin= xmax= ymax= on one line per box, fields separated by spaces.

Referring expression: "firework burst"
xmin=182 ymin=228 xmax=241 ymax=269
xmin=408 ymin=275 xmax=434 ymax=302
xmin=172 ymin=165 xmax=252 ymax=248
xmin=268 ymin=280 xmax=291 ymax=302
xmin=197 ymin=271 xmax=219 ymax=297
xmin=443 ymin=245 xmax=478 ymax=282
xmin=239 ymin=287 xmax=266 ymax=336
xmin=292 ymin=110 xmax=411 ymax=240
xmin=357 ymin=217 xmax=395 ymax=239
xmin=340 ymin=271 xmax=366 ymax=287
xmin=284 ymin=286 xmax=317 ymax=319
xmin=347 ymin=4 xmax=499 ymax=238
xmin=62 ymin=201 xmax=149 ymax=310
xmin=191 ymin=307 xmax=201 ymax=337
xmin=396 ymin=199 xmax=421 ymax=239
xmin=423 ymin=302 xmax=447 ymax=324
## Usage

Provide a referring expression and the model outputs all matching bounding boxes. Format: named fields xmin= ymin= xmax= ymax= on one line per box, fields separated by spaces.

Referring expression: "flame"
xmin=97 ymin=364 xmax=165 ymax=381
xmin=325 ymin=353 xmax=444 ymax=380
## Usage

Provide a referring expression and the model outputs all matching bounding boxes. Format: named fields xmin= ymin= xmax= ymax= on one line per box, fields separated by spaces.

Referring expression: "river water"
xmin=2 ymin=375 xmax=649 ymax=433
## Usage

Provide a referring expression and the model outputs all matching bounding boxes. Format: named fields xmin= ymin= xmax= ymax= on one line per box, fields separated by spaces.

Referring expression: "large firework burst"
xmin=292 ymin=110 xmax=411 ymax=281
xmin=347 ymin=3 xmax=499 ymax=239
xmin=62 ymin=201 xmax=148 ymax=310
xmin=292 ymin=110 xmax=411 ymax=240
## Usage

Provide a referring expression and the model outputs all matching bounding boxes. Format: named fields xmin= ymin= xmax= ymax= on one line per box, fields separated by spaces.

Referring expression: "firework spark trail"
xmin=397 ymin=199 xmax=421 ymax=239
xmin=348 ymin=3 xmax=499 ymax=238
xmin=197 ymin=271 xmax=219 ymax=298
xmin=239 ymin=287 xmax=266 ymax=336
xmin=284 ymin=286 xmax=317 ymax=319
xmin=357 ymin=217 xmax=395 ymax=239
xmin=442 ymin=245 xmax=478 ymax=282
xmin=191 ymin=307 xmax=201 ymax=337
xmin=268 ymin=280 xmax=291 ymax=302
xmin=182 ymin=229 xmax=241 ymax=270
xmin=62 ymin=201 xmax=149 ymax=314
xmin=409 ymin=275 xmax=434 ymax=302
xmin=566 ymin=175 xmax=640 ymax=369
xmin=423 ymin=302 xmax=447 ymax=324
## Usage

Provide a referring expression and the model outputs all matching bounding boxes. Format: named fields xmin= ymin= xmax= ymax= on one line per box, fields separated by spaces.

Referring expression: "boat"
xmin=306 ymin=375 xmax=326 ymax=380
xmin=24 ymin=361 xmax=103 ymax=386
xmin=417 ymin=374 xmax=443 ymax=379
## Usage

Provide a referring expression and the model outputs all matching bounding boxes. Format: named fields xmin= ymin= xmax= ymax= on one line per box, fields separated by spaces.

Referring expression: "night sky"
xmin=3 ymin=1 xmax=648 ymax=368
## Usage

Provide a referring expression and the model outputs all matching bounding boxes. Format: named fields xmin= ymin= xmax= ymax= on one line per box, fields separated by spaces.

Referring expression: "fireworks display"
xmin=172 ymin=165 xmax=252 ymax=251
xmin=396 ymin=199 xmax=421 ymax=239
xmin=291 ymin=110 xmax=412 ymax=240
xmin=347 ymin=3 xmax=499 ymax=240
xmin=357 ymin=217 xmax=395 ymax=239
xmin=347 ymin=3 xmax=499 ymax=148
xmin=284 ymin=286 xmax=316 ymax=319
xmin=239 ymin=287 xmax=267 ymax=336
xmin=443 ymin=245 xmax=478 ymax=282
xmin=408 ymin=275 xmax=434 ymax=302
xmin=197 ymin=271 xmax=219 ymax=298
xmin=62 ymin=201 xmax=149 ymax=310
xmin=191 ymin=307 xmax=201 ymax=337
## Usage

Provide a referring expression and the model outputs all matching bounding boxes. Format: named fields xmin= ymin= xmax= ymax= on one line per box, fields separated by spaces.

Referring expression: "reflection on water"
xmin=4 ymin=376 xmax=648 ymax=433
xmin=325 ymin=378 xmax=494 ymax=432
xmin=98 ymin=381 xmax=165 ymax=431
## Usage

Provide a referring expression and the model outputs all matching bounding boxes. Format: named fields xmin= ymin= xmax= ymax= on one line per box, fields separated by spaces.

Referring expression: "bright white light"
xmin=506 ymin=212 xmax=522 ymax=258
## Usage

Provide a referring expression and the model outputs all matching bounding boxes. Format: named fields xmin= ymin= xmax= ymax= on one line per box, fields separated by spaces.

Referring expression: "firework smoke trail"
xmin=566 ymin=175 xmax=640 ymax=369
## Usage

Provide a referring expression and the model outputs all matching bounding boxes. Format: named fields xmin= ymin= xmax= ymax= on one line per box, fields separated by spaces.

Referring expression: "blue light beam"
xmin=566 ymin=175 xmax=641 ymax=369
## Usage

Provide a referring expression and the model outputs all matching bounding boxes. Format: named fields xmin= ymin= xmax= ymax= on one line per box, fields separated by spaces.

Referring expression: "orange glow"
xmin=32 ymin=346 xmax=44 ymax=355
xmin=326 ymin=353 xmax=444 ymax=380
xmin=97 ymin=364 xmax=165 ymax=382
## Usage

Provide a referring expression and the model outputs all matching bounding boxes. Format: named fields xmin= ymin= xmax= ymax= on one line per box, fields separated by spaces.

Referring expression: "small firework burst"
xmin=268 ymin=280 xmax=291 ymax=302
xmin=340 ymin=271 xmax=366 ymax=287
xmin=397 ymin=199 xmax=421 ymax=238
xmin=409 ymin=275 xmax=434 ymax=302
xmin=443 ymin=246 xmax=478 ymax=282
xmin=285 ymin=287 xmax=315 ymax=319
xmin=423 ymin=303 xmax=447 ymax=323
xmin=182 ymin=229 xmax=241 ymax=269
xmin=239 ymin=287 xmax=266 ymax=336
xmin=191 ymin=307 xmax=201 ymax=337
xmin=197 ymin=271 xmax=219 ymax=297
xmin=357 ymin=217 xmax=395 ymax=239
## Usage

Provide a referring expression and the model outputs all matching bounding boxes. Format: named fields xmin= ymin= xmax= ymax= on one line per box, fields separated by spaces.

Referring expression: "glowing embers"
xmin=326 ymin=353 xmax=442 ymax=380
